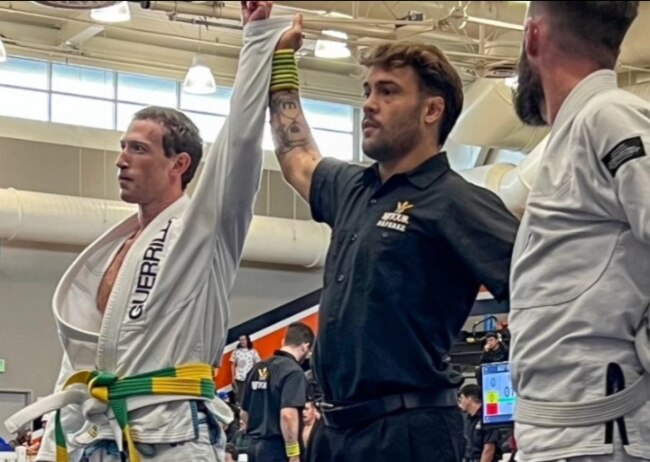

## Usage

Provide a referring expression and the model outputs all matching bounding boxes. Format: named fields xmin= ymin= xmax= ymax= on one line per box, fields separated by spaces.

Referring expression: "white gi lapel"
xmin=53 ymin=214 xmax=140 ymax=348
xmin=97 ymin=195 xmax=190 ymax=371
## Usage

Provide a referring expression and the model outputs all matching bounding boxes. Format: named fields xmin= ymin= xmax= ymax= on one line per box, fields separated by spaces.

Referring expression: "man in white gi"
xmin=5 ymin=2 xmax=296 ymax=461
xmin=508 ymin=2 xmax=650 ymax=461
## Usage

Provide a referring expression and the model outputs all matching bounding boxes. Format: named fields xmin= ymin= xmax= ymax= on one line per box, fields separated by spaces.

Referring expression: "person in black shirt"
xmin=480 ymin=332 xmax=509 ymax=364
xmin=241 ymin=322 xmax=315 ymax=462
xmin=267 ymin=18 xmax=518 ymax=462
xmin=458 ymin=385 xmax=501 ymax=462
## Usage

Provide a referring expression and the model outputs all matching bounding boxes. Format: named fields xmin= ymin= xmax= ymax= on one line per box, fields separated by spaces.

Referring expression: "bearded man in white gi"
xmin=5 ymin=2 xmax=297 ymax=461
xmin=508 ymin=2 xmax=650 ymax=462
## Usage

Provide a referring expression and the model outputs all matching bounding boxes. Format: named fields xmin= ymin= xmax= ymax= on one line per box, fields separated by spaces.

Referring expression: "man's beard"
xmin=363 ymin=105 xmax=423 ymax=162
xmin=513 ymin=50 xmax=547 ymax=126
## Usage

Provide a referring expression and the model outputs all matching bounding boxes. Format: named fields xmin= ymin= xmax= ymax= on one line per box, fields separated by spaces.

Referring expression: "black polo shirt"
xmin=464 ymin=410 xmax=501 ymax=461
xmin=309 ymin=153 xmax=518 ymax=403
xmin=241 ymin=350 xmax=308 ymax=439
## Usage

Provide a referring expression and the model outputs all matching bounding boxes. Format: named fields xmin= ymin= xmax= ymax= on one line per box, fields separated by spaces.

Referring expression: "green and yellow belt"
xmin=55 ymin=363 xmax=215 ymax=462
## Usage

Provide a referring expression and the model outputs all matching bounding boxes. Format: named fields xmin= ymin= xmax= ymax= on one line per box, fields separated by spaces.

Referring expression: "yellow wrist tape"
xmin=271 ymin=50 xmax=299 ymax=93
xmin=285 ymin=441 xmax=301 ymax=457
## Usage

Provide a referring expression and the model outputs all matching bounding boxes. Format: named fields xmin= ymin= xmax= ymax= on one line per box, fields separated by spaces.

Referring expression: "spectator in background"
xmin=231 ymin=334 xmax=261 ymax=405
xmin=480 ymin=332 xmax=508 ymax=364
xmin=302 ymin=401 xmax=321 ymax=449
xmin=241 ymin=322 xmax=314 ymax=462
xmin=225 ymin=443 xmax=239 ymax=462
xmin=458 ymin=384 xmax=501 ymax=462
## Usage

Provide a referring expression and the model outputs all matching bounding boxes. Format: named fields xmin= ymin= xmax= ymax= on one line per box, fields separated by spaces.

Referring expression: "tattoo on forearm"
xmin=270 ymin=90 xmax=312 ymax=157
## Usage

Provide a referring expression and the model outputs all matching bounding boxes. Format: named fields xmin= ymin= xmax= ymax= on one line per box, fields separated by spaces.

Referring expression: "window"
xmin=0 ymin=58 xmax=48 ymax=90
xmin=0 ymin=57 xmax=360 ymax=161
xmin=51 ymin=94 xmax=115 ymax=129
xmin=52 ymin=64 xmax=113 ymax=98
xmin=118 ymin=73 xmax=177 ymax=106
xmin=116 ymin=103 xmax=147 ymax=131
xmin=185 ymin=112 xmax=226 ymax=142
xmin=312 ymin=129 xmax=353 ymax=161
xmin=180 ymin=88 xmax=232 ymax=115
xmin=302 ymin=99 xmax=353 ymax=132
xmin=0 ymin=87 xmax=48 ymax=121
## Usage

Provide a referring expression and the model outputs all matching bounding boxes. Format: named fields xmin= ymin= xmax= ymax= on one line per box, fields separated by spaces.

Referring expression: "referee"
xmin=241 ymin=322 xmax=315 ymax=462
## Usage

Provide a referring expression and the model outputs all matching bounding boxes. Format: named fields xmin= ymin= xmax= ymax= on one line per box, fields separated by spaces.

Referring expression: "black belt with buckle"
xmin=317 ymin=389 xmax=458 ymax=429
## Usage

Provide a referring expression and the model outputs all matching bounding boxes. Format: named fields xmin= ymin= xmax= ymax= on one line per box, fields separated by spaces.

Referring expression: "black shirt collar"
xmin=362 ymin=152 xmax=450 ymax=190
xmin=274 ymin=350 xmax=301 ymax=365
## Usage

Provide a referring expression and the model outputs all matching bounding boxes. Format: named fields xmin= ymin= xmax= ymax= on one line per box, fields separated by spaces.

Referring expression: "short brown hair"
xmin=530 ymin=1 xmax=639 ymax=68
xmin=359 ymin=42 xmax=464 ymax=146
xmin=284 ymin=322 xmax=315 ymax=348
xmin=132 ymin=106 xmax=203 ymax=190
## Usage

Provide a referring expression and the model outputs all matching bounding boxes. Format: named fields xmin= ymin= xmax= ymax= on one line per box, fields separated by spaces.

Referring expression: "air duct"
xmin=0 ymin=189 xmax=330 ymax=268
xmin=619 ymin=2 xmax=650 ymax=67
xmin=453 ymin=79 xmax=650 ymax=216
xmin=449 ymin=77 xmax=549 ymax=152
xmin=457 ymin=135 xmax=547 ymax=217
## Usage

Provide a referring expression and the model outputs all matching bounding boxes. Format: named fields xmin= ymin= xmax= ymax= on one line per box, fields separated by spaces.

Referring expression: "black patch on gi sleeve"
xmin=602 ymin=136 xmax=646 ymax=177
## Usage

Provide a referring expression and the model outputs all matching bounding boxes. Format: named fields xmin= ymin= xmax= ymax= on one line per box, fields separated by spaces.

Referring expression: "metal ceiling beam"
xmin=57 ymin=22 xmax=104 ymax=47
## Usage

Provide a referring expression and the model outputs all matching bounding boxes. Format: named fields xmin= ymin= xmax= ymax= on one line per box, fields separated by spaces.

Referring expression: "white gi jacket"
xmin=17 ymin=17 xmax=292 ymax=462
xmin=509 ymin=70 xmax=650 ymax=461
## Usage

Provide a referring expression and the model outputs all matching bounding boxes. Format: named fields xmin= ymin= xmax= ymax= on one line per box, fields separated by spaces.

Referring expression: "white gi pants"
xmin=84 ymin=420 xmax=225 ymax=462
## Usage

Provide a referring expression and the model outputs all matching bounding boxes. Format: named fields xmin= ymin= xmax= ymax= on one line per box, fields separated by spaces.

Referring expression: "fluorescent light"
xmin=90 ymin=1 xmax=131 ymax=23
xmin=183 ymin=55 xmax=217 ymax=95
xmin=0 ymin=37 xmax=6 ymax=63
xmin=315 ymin=30 xmax=351 ymax=59
xmin=505 ymin=76 xmax=518 ymax=88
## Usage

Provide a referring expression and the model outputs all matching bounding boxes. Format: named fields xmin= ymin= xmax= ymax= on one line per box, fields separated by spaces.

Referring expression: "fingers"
xmin=295 ymin=13 xmax=304 ymax=31
xmin=240 ymin=1 xmax=249 ymax=22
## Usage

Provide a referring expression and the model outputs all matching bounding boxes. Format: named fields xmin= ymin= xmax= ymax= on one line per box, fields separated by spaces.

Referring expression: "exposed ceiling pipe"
xmin=457 ymin=136 xmax=546 ymax=218
xmin=0 ymin=6 xmax=243 ymax=52
xmin=143 ymin=0 xmax=486 ymax=46
xmin=144 ymin=1 xmax=397 ymax=41
xmin=618 ymin=1 xmax=650 ymax=67
xmin=453 ymin=78 xmax=650 ymax=216
xmin=0 ymin=188 xmax=331 ymax=268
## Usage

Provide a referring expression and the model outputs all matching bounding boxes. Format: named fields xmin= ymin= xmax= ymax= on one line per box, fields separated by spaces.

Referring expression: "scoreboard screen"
xmin=481 ymin=361 xmax=516 ymax=426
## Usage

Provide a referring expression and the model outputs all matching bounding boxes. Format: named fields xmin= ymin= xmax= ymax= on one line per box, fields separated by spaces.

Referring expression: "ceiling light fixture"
xmin=504 ymin=76 xmax=518 ymax=88
xmin=90 ymin=1 xmax=131 ymax=23
xmin=315 ymin=30 xmax=351 ymax=59
xmin=183 ymin=55 xmax=217 ymax=95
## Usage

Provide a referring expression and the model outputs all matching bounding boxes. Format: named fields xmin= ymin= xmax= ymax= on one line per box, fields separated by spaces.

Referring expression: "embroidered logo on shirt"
xmin=257 ymin=367 xmax=269 ymax=380
xmin=602 ymin=136 xmax=646 ymax=177
xmin=395 ymin=201 xmax=414 ymax=214
xmin=128 ymin=219 xmax=173 ymax=320
xmin=251 ymin=367 xmax=269 ymax=390
xmin=376 ymin=201 xmax=414 ymax=233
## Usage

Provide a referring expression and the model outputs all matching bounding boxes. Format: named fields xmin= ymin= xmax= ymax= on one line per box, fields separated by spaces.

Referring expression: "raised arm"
xmin=158 ymin=6 xmax=294 ymax=299
xmin=268 ymin=15 xmax=323 ymax=201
